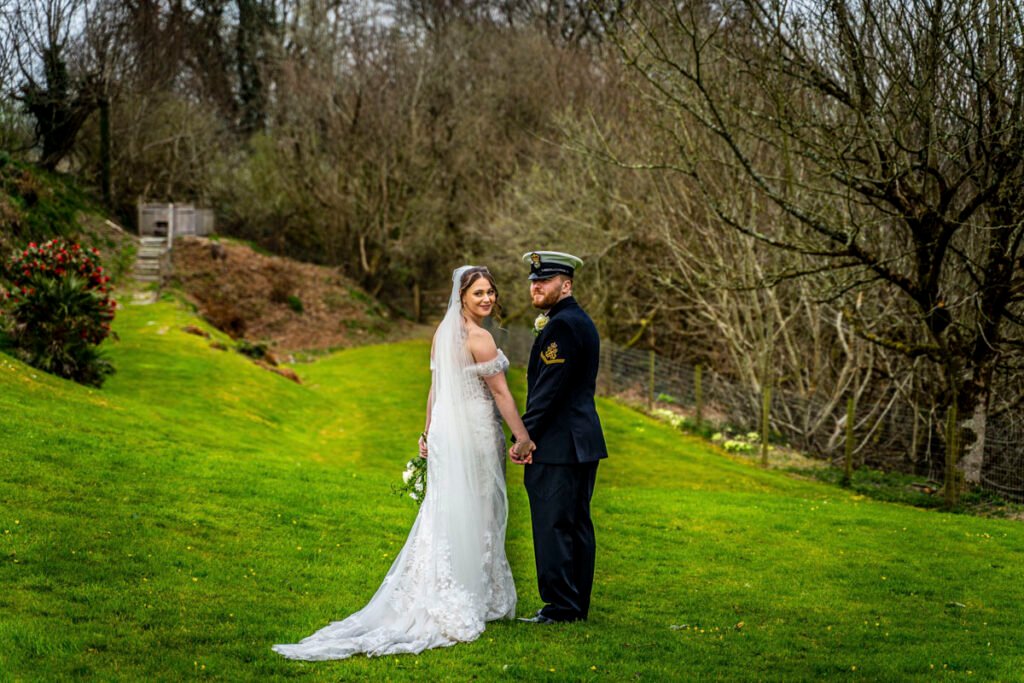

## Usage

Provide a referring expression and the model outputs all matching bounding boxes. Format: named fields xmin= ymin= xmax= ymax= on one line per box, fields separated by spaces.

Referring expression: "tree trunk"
xmin=957 ymin=361 xmax=993 ymax=485
xmin=413 ymin=280 xmax=421 ymax=323
xmin=99 ymin=96 xmax=111 ymax=206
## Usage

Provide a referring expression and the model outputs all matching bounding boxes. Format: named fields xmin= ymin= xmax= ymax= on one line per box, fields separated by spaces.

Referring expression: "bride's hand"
xmin=418 ymin=433 xmax=428 ymax=459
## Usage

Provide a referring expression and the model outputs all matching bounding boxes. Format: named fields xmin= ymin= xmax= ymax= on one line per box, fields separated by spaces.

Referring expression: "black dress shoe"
xmin=517 ymin=614 xmax=556 ymax=624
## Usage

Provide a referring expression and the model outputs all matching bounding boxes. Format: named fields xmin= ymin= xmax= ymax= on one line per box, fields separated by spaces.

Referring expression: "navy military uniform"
xmin=521 ymin=252 xmax=607 ymax=622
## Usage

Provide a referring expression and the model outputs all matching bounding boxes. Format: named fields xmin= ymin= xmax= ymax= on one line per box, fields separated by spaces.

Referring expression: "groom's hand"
xmin=509 ymin=440 xmax=535 ymax=465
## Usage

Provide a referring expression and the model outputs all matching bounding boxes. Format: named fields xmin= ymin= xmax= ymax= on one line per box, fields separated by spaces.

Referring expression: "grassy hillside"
xmin=1 ymin=296 xmax=1022 ymax=681
xmin=0 ymin=154 xmax=135 ymax=280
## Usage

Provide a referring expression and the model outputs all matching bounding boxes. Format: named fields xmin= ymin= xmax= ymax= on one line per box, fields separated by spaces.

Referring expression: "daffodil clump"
xmin=711 ymin=430 xmax=765 ymax=454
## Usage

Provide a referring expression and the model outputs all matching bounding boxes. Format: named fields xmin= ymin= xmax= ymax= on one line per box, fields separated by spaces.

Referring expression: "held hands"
xmin=509 ymin=438 xmax=535 ymax=465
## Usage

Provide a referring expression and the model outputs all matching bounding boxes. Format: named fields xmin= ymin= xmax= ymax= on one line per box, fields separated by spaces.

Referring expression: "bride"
xmin=273 ymin=265 xmax=535 ymax=661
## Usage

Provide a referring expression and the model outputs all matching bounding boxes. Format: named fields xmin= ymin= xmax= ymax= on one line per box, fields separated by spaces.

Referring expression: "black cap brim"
xmin=528 ymin=264 xmax=575 ymax=280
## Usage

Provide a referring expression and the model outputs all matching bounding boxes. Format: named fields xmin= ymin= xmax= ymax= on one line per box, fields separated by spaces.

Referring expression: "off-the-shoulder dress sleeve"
xmin=467 ymin=349 xmax=509 ymax=377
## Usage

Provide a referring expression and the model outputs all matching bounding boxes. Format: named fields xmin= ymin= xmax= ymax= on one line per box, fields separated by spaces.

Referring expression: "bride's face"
xmin=462 ymin=275 xmax=497 ymax=319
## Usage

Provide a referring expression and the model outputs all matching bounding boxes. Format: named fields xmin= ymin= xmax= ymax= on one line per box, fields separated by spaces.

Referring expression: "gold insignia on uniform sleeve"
xmin=540 ymin=342 xmax=566 ymax=365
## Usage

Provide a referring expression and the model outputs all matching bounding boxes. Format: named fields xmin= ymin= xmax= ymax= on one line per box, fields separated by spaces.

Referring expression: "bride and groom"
xmin=273 ymin=251 xmax=608 ymax=661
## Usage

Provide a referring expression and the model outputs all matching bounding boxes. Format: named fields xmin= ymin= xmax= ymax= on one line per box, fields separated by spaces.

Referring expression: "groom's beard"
xmin=531 ymin=289 xmax=562 ymax=310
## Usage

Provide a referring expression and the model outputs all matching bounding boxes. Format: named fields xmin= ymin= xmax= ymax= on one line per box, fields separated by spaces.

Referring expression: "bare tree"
xmin=391 ymin=0 xmax=626 ymax=46
xmin=2 ymin=0 xmax=100 ymax=168
xmin=212 ymin=3 xmax=607 ymax=315
xmin=0 ymin=1 xmax=34 ymax=153
xmin=608 ymin=0 xmax=1024 ymax=494
xmin=0 ymin=0 xmax=13 ymax=87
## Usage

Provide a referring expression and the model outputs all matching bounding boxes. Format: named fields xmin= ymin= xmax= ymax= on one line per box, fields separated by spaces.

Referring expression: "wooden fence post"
xmin=944 ymin=403 xmax=960 ymax=507
xmin=760 ymin=384 xmax=772 ymax=468
xmin=910 ymin=402 xmax=920 ymax=466
xmin=598 ymin=344 xmax=610 ymax=395
xmin=648 ymin=349 xmax=655 ymax=411
xmin=166 ymin=202 xmax=175 ymax=251
xmin=842 ymin=395 xmax=856 ymax=486
xmin=694 ymin=364 xmax=703 ymax=428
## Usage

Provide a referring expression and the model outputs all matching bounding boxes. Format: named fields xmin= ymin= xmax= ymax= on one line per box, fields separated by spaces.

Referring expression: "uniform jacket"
xmin=523 ymin=296 xmax=608 ymax=464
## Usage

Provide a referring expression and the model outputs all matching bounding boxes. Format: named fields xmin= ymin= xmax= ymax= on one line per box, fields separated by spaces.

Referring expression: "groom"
xmin=511 ymin=251 xmax=608 ymax=624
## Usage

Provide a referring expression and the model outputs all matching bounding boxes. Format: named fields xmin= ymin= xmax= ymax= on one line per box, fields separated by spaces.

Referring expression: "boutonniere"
xmin=533 ymin=313 xmax=549 ymax=336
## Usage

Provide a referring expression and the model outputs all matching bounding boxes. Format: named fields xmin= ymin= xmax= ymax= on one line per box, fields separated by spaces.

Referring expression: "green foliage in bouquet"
xmin=1 ymin=239 xmax=116 ymax=386
xmin=395 ymin=455 xmax=427 ymax=504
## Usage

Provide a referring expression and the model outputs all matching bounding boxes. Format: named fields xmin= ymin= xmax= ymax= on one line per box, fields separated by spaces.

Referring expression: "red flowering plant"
xmin=0 ymin=239 xmax=116 ymax=386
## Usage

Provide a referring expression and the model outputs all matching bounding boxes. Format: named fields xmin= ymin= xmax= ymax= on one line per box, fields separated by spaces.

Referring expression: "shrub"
xmin=235 ymin=338 xmax=270 ymax=359
xmin=1 ymin=239 xmax=116 ymax=386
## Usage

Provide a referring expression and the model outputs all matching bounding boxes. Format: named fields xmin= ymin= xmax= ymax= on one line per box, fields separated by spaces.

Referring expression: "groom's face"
xmin=530 ymin=276 xmax=570 ymax=310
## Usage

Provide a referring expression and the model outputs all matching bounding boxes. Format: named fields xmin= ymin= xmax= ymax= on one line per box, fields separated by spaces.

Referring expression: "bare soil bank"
xmin=170 ymin=237 xmax=422 ymax=353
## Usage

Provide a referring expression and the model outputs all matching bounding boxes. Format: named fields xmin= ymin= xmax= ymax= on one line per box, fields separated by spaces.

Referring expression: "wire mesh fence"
xmin=500 ymin=324 xmax=1023 ymax=502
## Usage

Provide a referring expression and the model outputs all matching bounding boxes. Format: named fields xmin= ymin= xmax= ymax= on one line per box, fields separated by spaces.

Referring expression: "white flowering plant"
xmin=711 ymin=430 xmax=765 ymax=454
xmin=395 ymin=456 xmax=427 ymax=504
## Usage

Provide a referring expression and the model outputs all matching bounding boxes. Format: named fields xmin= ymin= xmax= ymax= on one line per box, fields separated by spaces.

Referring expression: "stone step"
xmin=135 ymin=236 xmax=168 ymax=285
xmin=130 ymin=291 xmax=159 ymax=305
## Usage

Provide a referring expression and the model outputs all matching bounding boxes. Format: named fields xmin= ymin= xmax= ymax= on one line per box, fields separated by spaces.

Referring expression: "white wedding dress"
xmin=273 ymin=267 xmax=516 ymax=661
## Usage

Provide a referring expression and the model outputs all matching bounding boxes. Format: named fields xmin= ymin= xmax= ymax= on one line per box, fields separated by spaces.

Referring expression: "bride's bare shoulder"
xmin=466 ymin=326 xmax=497 ymax=362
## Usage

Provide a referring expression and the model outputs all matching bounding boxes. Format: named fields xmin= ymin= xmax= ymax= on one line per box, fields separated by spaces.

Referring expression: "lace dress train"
xmin=273 ymin=350 xmax=516 ymax=661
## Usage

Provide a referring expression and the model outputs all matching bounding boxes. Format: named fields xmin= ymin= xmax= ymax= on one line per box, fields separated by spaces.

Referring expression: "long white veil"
xmin=272 ymin=265 xmax=512 ymax=661
xmin=427 ymin=265 xmax=496 ymax=601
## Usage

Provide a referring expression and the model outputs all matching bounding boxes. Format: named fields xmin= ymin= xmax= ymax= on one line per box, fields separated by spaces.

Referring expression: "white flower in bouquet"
xmin=396 ymin=454 xmax=427 ymax=505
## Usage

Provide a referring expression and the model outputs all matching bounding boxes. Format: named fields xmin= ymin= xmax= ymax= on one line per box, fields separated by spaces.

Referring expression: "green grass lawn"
xmin=1 ymin=297 xmax=1022 ymax=681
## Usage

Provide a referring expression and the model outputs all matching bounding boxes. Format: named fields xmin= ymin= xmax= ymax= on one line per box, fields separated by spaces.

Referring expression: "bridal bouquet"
xmin=396 ymin=456 xmax=427 ymax=504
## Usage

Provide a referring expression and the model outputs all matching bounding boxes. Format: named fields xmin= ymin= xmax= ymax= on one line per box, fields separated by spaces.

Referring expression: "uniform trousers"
xmin=524 ymin=461 xmax=599 ymax=622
